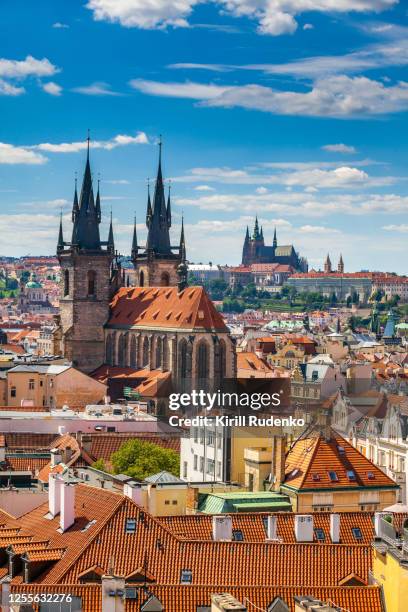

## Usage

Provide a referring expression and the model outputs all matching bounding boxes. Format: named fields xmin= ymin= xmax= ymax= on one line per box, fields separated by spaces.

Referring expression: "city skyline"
xmin=1 ymin=1 xmax=408 ymax=273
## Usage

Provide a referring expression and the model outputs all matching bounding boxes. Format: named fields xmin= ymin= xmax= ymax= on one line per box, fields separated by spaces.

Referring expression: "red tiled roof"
xmin=284 ymin=430 xmax=398 ymax=491
xmin=108 ymin=286 xmax=227 ymax=332
xmin=89 ymin=433 xmax=180 ymax=461
xmin=6 ymin=583 xmax=383 ymax=612
xmin=159 ymin=511 xmax=375 ymax=544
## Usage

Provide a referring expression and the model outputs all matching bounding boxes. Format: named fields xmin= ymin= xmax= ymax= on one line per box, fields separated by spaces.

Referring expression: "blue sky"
xmin=0 ymin=0 xmax=407 ymax=272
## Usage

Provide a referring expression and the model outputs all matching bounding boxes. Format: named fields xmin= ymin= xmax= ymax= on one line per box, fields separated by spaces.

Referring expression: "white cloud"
xmin=175 ymin=190 xmax=408 ymax=216
xmin=382 ymin=224 xmax=408 ymax=232
xmin=0 ymin=55 xmax=58 ymax=78
xmin=303 ymin=23 xmax=314 ymax=30
xmin=322 ymin=143 xmax=357 ymax=154
xmin=42 ymin=81 xmax=62 ymax=96
xmin=86 ymin=0 xmax=199 ymax=29
xmin=300 ymin=225 xmax=340 ymax=234
xmin=175 ymin=164 xmax=391 ymax=189
xmin=32 ymin=131 xmax=149 ymax=153
xmin=72 ymin=82 xmax=122 ymax=96
xmin=133 ymin=75 xmax=408 ymax=118
xmin=0 ymin=79 xmax=25 ymax=96
xmin=194 ymin=184 xmax=215 ymax=191
xmin=130 ymin=79 xmax=227 ymax=99
xmin=0 ymin=143 xmax=47 ymax=165
xmin=52 ymin=22 xmax=69 ymax=29
xmin=104 ymin=179 xmax=131 ymax=185
xmin=86 ymin=0 xmax=398 ymax=36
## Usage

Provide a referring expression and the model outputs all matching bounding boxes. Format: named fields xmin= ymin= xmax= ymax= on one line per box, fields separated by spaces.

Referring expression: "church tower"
xmin=55 ymin=137 xmax=121 ymax=373
xmin=132 ymin=139 xmax=185 ymax=287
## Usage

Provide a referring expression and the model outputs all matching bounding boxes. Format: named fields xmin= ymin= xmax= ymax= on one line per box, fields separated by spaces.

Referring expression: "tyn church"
xmin=242 ymin=217 xmax=308 ymax=272
xmin=54 ymin=139 xmax=235 ymax=386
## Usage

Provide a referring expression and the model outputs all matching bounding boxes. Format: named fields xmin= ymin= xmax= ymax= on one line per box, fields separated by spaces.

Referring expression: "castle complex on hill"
xmin=242 ymin=217 xmax=308 ymax=272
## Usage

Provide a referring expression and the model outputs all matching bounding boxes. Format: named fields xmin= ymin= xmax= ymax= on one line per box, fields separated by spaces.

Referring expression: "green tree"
xmin=208 ymin=278 xmax=228 ymax=300
xmin=92 ymin=459 xmax=108 ymax=472
xmin=111 ymin=439 xmax=180 ymax=480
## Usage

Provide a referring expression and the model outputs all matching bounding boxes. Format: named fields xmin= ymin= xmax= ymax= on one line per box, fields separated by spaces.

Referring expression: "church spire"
xmin=131 ymin=215 xmax=138 ymax=260
xmin=179 ymin=215 xmax=186 ymax=262
xmin=57 ymin=211 xmax=64 ymax=253
xmin=324 ymin=253 xmax=332 ymax=274
xmin=71 ymin=132 xmax=101 ymax=250
xmin=145 ymin=137 xmax=172 ymax=255
xmin=273 ymin=227 xmax=277 ymax=248
xmin=107 ymin=209 xmax=114 ymax=253
xmin=72 ymin=174 xmax=79 ymax=223
xmin=146 ymin=179 xmax=152 ymax=228
xmin=95 ymin=176 xmax=101 ymax=223
xmin=260 ymin=225 xmax=264 ymax=241
xmin=166 ymin=182 xmax=172 ymax=228
xmin=253 ymin=216 xmax=260 ymax=240
xmin=245 ymin=226 xmax=250 ymax=242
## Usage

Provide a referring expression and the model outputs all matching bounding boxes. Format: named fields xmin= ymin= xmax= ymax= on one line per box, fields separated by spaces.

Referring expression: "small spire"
xmin=107 ymin=208 xmax=114 ymax=252
xmin=260 ymin=225 xmax=264 ymax=240
xmin=253 ymin=216 xmax=260 ymax=240
xmin=131 ymin=214 xmax=138 ymax=260
xmin=57 ymin=210 xmax=64 ymax=253
xmin=179 ymin=214 xmax=186 ymax=262
xmin=273 ymin=227 xmax=277 ymax=248
xmin=95 ymin=173 xmax=101 ymax=223
xmin=166 ymin=180 xmax=172 ymax=228
xmin=72 ymin=173 xmax=79 ymax=223
xmin=146 ymin=178 xmax=153 ymax=228
xmin=86 ymin=129 xmax=91 ymax=160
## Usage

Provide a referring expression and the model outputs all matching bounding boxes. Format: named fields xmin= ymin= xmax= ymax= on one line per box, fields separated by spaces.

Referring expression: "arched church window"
xmin=106 ymin=334 xmax=113 ymax=365
xmin=130 ymin=335 xmax=137 ymax=368
xmin=87 ymin=270 xmax=97 ymax=296
xmin=179 ymin=339 xmax=188 ymax=379
xmin=142 ymin=336 xmax=149 ymax=367
xmin=155 ymin=337 xmax=163 ymax=369
xmin=219 ymin=339 xmax=227 ymax=378
xmin=139 ymin=270 xmax=145 ymax=287
xmin=160 ymin=272 xmax=170 ymax=287
xmin=197 ymin=341 xmax=209 ymax=382
xmin=117 ymin=334 xmax=126 ymax=367
xmin=64 ymin=270 xmax=70 ymax=296
xmin=162 ymin=338 xmax=169 ymax=370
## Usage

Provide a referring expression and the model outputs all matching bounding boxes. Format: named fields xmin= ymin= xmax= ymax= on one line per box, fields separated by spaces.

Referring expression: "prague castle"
xmin=242 ymin=217 xmax=308 ymax=272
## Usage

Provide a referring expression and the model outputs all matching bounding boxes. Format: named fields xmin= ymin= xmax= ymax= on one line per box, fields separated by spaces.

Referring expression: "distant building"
xmin=241 ymin=219 xmax=307 ymax=271
xmin=188 ymin=262 xmax=223 ymax=283
xmin=17 ymin=273 xmax=56 ymax=315
xmin=287 ymin=255 xmax=408 ymax=302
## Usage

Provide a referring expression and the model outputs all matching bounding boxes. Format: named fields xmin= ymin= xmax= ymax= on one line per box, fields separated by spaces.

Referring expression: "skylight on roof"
xmin=347 ymin=470 xmax=356 ymax=481
xmin=312 ymin=473 xmax=320 ymax=481
xmin=367 ymin=471 xmax=375 ymax=480
xmin=180 ymin=569 xmax=192 ymax=584
xmin=328 ymin=471 xmax=338 ymax=482
xmin=233 ymin=529 xmax=244 ymax=541
xmin=314 ymin=528 xmax=325 ymax=541
xmin=125 ymin=518 xmax=137 ymax=534
xmin=352 ymin=527 xmax=363 ymax=541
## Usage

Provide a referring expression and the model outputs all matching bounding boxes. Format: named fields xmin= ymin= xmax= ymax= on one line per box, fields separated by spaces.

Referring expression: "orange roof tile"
xmin=108 ymin=286 xmax=227 ymax=331
xmin=159 ymin=511 xmax=375 ymax=545
xmin=284 ymin=431 xmax=398 ymax=491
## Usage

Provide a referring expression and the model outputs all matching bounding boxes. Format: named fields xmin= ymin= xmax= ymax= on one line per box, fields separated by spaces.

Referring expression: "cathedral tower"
xmin=55 ymin=138 xmax=121 ymax=373
xmin=132 ymin=139 xmax=185 ymax=287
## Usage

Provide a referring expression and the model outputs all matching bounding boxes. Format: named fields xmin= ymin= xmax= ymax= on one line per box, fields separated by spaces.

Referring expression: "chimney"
xmin=123 ymin=482 xmax=144 ymax=507
xmin=60 ymin=482 xmax=76 ymax=532
xmin=48 ymin=474 xmax=62 ymax=517
xmin=294 ymin=515 xmax=313 ymax=542
xmin=211 ymin=593 xmax=246 ymax=612
xmin=50 ymin=448 xmax=62 ymax=468
xmin=80 ymin=434 xmax=92 ymax=454
xmin=266 ymin=515 xmax=278 ymax=541
xmin=101 ymin=575 xmax=125 ymax=612
xmin=212 ymin=516 xmax=232 ymax=542
xmin=330 ymin=513 xmax=340 ymax=543
xmin=295 ymin=596 xmax=338 ymax=611
xmin=272 ymin=434 xmax=286 ymax=491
